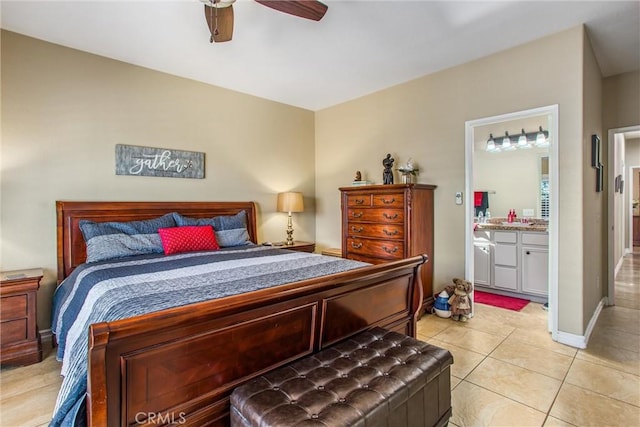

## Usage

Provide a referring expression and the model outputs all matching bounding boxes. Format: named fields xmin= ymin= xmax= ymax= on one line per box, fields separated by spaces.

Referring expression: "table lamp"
xmin=277 ymin=192 xmax=304 ymax=245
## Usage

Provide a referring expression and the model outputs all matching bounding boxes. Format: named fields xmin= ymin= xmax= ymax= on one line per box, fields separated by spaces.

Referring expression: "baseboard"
xmin=615 ymin=254 xmax=626 ymax=276
xmin=554 ymin=297 xmax=605 ymax=349
xmin=39 ymin=328 xmax=53 ymax=347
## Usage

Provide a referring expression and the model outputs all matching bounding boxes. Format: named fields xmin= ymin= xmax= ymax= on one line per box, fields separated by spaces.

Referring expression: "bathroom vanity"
xmin=474 ymin=220 xmax=548 ymax=302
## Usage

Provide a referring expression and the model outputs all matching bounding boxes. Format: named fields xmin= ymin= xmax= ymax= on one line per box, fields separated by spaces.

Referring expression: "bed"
xmin=53 ymin=201 xmax=427 ymax=426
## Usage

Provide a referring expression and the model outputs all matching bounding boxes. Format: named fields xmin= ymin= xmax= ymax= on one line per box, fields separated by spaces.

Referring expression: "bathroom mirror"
xmin=473 ymin=114 xmax=550 ymax=220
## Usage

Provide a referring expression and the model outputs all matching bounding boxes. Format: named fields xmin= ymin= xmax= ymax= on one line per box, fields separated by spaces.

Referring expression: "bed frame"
xmin=56 ymin=201 xmax=427 ymax=427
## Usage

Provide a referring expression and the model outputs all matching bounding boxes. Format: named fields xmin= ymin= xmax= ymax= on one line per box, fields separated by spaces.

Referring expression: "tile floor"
xmin=1 ymin=251 xmax=639 ymax=426
xmin=418 ymin=249 xmax=640 ymax=426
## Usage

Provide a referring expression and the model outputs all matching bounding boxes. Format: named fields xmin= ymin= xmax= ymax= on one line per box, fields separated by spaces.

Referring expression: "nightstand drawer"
xmin=0 ymin=295 xmax=27 ymax=319
xmin=0 ymin=319 xmax=27 ymax=344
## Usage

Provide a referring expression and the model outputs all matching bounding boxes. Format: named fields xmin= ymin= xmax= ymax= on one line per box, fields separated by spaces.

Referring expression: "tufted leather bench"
xmin=230 ymin=327 xmax=453 ymax=427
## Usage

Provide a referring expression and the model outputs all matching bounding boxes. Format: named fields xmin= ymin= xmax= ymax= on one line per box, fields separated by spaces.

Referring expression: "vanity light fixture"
xmin=535 ymin=126 xmax=550 ymax=147
xmin=501 ymin=131 xmax=515 ymax=151
xmin=485 ymin=127 xmax=549 ymax=152
xmin=517 ymin=129 xmax=531 ymax=149
xmin=486 ymin=133 xmax=499 ymax=152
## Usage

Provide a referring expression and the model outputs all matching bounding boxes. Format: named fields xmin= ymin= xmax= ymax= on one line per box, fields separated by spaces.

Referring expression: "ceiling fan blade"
xmin=204 ymin=4 xmax=234 ymax=43
xmin=254 ymin=0 xmax=328 ymax=21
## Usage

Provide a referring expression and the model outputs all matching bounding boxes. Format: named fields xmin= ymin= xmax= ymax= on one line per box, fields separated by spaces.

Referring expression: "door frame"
xmin=607 ymin=125 xmax=640 ymax=304
xmin=465 ymin=104 xmax=559 ymax=337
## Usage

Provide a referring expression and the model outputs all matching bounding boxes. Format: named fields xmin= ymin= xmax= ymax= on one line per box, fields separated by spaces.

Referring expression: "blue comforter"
xmin=50 ymin=245 xmax=368 ymax=426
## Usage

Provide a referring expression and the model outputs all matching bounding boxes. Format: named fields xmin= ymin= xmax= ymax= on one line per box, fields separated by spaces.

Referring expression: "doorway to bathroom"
xmin=465 ymin=105 xmax=559 ymax=340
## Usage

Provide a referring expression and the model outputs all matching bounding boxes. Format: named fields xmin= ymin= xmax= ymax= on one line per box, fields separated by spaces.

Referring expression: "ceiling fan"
xmin=201 ymin=0 xmax=328 ymax=43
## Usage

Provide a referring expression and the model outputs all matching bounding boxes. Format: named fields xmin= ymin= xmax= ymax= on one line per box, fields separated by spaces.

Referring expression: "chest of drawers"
xmin=340 ymin=184 xmax=436 ymax=310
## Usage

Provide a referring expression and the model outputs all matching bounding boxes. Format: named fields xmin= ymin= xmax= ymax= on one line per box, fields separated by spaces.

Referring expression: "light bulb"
xmin=502 ymin=131 xmax=515 ymax=151
xmin=517 ymin=129 xmax=530 ymax=148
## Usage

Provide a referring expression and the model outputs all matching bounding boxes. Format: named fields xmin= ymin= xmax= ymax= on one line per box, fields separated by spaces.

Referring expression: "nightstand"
xmin=1 ymin=268 xmax=43 ymax=366
xmin=282 ymin=241 xmax=315 ymax=253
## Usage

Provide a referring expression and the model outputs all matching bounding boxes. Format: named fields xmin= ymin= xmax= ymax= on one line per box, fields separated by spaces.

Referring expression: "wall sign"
xmin=115 ymin=144 xmax=204 ymax=179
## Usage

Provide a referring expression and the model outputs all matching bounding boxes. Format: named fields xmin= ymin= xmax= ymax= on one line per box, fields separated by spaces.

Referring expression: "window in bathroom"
xmin=540 ymin=178 xmax=550 ymax=219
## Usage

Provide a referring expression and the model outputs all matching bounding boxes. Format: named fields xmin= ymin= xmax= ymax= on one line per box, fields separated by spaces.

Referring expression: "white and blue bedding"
xmin=50 ymin=245 xmax=368 ymax=427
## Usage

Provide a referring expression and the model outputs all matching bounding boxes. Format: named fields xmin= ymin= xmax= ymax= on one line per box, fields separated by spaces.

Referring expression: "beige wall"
xmin=603 ymin=71 xmax=640 ymax=131
xmin=581 ymin=31 xmax=604 ymax=330
xmin=0 ymin=31 xmax=316 ymax=330
xmin=316 ymin=26 xmax=588 ymax=335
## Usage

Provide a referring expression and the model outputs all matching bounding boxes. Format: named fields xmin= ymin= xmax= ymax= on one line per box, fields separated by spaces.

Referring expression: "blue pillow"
xmin=172 ymin=211 xmax=251 ymax=247
xmin=80 ymin=214 xmax=176 ymax=263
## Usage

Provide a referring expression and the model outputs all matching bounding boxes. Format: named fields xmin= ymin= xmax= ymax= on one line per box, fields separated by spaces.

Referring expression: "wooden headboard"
xmin=56 ymin=201 xmax=258 ymax=283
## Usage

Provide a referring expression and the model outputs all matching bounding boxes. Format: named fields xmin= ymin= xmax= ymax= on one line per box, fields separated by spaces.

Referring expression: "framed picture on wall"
xmin=591 ymin=135 xmax=600 ymax=168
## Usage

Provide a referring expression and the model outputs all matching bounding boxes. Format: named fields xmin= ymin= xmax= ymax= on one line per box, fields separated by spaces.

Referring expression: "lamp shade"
xmin=277 ymin=192 xmax=304 ymax=213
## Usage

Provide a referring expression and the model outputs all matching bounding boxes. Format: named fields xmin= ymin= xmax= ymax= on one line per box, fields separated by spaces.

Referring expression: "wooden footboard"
xmin=87 ymin=255 xmax=426 ymax=426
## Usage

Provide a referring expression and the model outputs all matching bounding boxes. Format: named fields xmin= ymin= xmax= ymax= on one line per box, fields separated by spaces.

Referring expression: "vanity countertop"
xmin=475 ymin=223 xmax=548 ymax=232
xmin=474 ymin=217 xmax=548 ymax=232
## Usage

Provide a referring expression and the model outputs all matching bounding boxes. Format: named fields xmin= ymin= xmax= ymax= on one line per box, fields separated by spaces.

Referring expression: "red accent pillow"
xmin=158 ymin=225 xmax=219 ymax=255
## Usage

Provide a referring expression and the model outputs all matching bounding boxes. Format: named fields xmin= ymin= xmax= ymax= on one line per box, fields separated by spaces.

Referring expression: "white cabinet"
xmin=474 ymin=228 xmax=548 ymax=298
xmin=473 ymin=231 xmax=491 ymax=287
xmin=521 ymin=232 xmax=549 ymax=296
xmin=493 ymin=231 xmax=518 ymax=291
xmin=474 ymin=244 xmax=491 ymax=286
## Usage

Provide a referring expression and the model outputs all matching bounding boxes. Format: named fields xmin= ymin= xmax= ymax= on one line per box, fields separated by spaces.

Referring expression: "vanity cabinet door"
xmin=521 ymin=246 xmax=549 ymax=296
xmin=473 ymin=244 xmax=491 ymax=286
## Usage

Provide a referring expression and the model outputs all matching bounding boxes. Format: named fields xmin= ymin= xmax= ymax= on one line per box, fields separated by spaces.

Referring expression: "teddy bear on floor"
xmin=444 ymin=278 xmax=473 ymax=322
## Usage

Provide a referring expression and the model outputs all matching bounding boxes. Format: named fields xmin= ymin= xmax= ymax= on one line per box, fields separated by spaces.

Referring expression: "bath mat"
xmin=474 ymin=290 xmax=529 ymax=311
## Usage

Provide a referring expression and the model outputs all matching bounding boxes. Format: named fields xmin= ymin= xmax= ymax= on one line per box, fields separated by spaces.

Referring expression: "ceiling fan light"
xmin=201 ymin=0 xmax=236 ymax=8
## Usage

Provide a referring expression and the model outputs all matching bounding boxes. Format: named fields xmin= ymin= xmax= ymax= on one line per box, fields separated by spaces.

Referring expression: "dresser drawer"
xmin=373 ymin=193 xmax=404 ymax=208
xmin=346 ymin=194 xmax=373 ymax=207
xmin=347 ymin=238 xmax=405 ymax=260
xmin=0 ymin=295 xmax=27 ymax=319
xmin=346 ymin=223 xmax=404 ymax=240
xmin=347 ymin=208 xmax=404 ymax=224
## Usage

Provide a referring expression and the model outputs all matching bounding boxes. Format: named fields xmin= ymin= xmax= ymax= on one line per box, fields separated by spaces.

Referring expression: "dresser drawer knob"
xmin=383 ymin=229 xmax=398 ymax=236
xmin=352 ymin=212 xmax=363 ymax=218
xmin=355 ymin=199 xmax=365 ymax=205
xmin=351 ymin=226 xmax=364 ymax=233
xmin=382 ymin=213 xmax=399 ymax=220
xmin=383 ymin=246 xmax=398 ymax=254
xmin=351 ymin=242 xmax=363 ymax=249
xmin=382 ymin=198 xmax=396 ymax=204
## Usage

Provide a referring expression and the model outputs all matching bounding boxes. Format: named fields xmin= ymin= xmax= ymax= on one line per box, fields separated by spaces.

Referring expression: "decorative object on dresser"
xmin=382 ymin=154 xmax=395 ymax=184
xmin=276 ymin=191 xmax=304 ymax=245
xmin=397 ymin=157 xmax=419 ymax=184
xmin=340 ymin=183 xmax=437 ymax=311
xmin=1 ymin=268 xmax=43 ymax=366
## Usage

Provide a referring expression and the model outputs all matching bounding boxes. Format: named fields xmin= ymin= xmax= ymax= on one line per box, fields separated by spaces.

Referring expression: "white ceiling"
xmin=2 ymin=0 xmax=639 ymax=111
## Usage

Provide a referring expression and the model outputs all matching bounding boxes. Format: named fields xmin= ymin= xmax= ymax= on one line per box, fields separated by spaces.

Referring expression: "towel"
xmin=474 ymin=192 xmax=483 ymax=207
xmin=475 ymin=192 xmax=489 ymax=217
